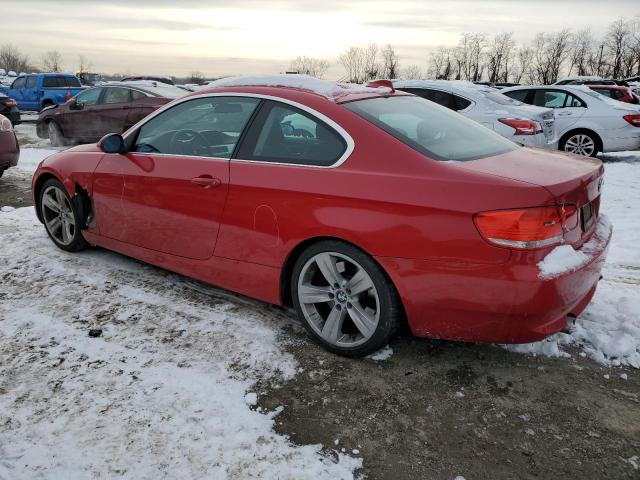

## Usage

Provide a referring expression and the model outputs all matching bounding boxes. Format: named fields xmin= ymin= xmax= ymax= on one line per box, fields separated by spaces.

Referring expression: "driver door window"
xmin=133 ymin=96 xmax=260 ymax=158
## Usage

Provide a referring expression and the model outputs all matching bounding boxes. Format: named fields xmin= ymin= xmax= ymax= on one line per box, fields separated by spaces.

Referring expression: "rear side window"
xmin=43 ymin=76 xmax=82 ymax=88
xmin=236 ymin=101 xmax=347 ymax=166
xmin=343 ymin=96 xmax=517 ymax=162
xmin=102 ymin=87 xmax=132 ymax=104
xmin=131 ymin=90 xmax=147 ymax=101
xmin=401 ymin=88 xmax=455 ymax=110
xmin=133 ymin=96 xmax=260 ymax=158
xmin=503 ymin=90 xmax=530 ymax=103
xmin=453 ymin=95 xmax=472 ymax=110
xmin=26 ymin=76 xmax=37 ymax=88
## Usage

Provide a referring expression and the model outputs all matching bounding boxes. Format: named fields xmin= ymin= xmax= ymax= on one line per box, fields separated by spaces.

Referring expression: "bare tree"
xmin=486 ymin=32 xmax=515 ymax=82
xmin=531 ymin=29 xmax=572 ymax=84
xmin=0 ymin=44 xmax=33 ymax=73
xmin=289 ymin=56 xmax=330 ymax=79
xmin=428 ymin=47 xmax=453 ymax=79
xmin=568 ymin=29 xmax=595 ymax=76
xmin=402 ymin=64 xmax=423 ymax=79
xmin=187 ymin=71 xmax=205 ymax=84
xmin=363 ymin=43 xmax=380 ymax=80
xmin=42 ymin=50 xmax=63 ymax=72
xmin=381 ymin=44 xmax=400 ymax=78
xmin=339 ymin=45 xmax=381 ymax=83
xmin=604 ymin=18 xmax=632 ymax=78
xmin=78 ymin=54 xmax=93 ymax=73
xmin=511 ymin=46 xmax=534 ymax=83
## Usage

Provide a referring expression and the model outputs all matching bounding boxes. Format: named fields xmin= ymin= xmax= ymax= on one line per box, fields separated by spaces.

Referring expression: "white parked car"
xmin=501 ymin=85 xmax=640 ymax=157
xmin=393 ymin=80 xmax=556 ymax=149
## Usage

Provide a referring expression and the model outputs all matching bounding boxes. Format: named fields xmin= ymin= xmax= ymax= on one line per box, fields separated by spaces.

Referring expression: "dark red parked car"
xmin=30 ymin=77 xmax=611 ymax=356
xmin=0 ymin=113 xmax=19 ymax=177
xmin=588 ymin=85 xmax=639 ymax=104
xmin=36 ymin=82 xmax=186 ymax=146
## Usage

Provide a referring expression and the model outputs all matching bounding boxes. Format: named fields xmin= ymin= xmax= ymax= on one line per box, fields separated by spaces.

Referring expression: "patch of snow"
xmin=16 ymin=147 xmax=58 ymax=173
xmin=620 ymin=373 xmax=628 ymax=380
xmin=538 ymin=245 xmax=590 ymax=279
xmin=0 ymin=207 xmax=361 ymax=479
xmin=454 ymin=391 xmax=465 ymax=398
xmin=244 ymin=392 xmax=258 ymax=406
xmin=1 ymin=206 xmax=15 ymax=212
xmin=206 ymin=74 xmax=391 ymax=99
xmin=366 ymin=344 xmax=393 ymax=361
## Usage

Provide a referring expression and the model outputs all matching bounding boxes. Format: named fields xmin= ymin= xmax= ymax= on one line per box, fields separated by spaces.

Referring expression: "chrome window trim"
xmin=123 ymin=92 xmax=355 ymax=169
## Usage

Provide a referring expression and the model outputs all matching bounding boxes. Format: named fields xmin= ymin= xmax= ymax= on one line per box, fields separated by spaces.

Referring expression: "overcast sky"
xmin=4 ymin=0 xmax=638 ymax=78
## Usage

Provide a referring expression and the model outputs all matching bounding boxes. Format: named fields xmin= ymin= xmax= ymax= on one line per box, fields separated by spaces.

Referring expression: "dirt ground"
xmin=1 ymin=142 xmax=638 ymax=479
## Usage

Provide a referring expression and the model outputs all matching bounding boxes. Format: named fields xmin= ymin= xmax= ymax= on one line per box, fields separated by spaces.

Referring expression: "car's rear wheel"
xmin=560 ymin=131 xmax=599 ymax=157
xmin=39 ymin=178 xmax=88 ymax=252
xmin=291 ymin=240 xmax=401 ymax=357
xmin=47 ymin=121 xmax=66 ymax=147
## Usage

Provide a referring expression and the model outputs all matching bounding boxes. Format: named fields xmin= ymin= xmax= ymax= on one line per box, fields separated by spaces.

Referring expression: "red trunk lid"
xmin=458 ymin=147 xmax=605 ymax=246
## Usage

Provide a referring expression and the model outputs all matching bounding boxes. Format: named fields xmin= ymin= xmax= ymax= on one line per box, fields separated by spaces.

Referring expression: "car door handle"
xmin=557 ymin=111 xmax=573 ymax=116
xmin=191 ymin=176 xmax=221 ymax=188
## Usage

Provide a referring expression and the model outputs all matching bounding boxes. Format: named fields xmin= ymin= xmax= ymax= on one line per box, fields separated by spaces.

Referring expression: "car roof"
xmin=195 ymin=75 xmax=406 ymax=104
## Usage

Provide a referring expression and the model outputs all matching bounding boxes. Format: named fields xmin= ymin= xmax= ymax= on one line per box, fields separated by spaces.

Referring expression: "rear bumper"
xmin=516 ymin=133 xmax=556 ymax=150
xmin=377 ymin=215 xmax=612 ymax=344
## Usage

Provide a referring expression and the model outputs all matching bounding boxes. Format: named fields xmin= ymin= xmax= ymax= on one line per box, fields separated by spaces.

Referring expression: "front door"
xmin=91 ymin=95 xmax=262 ymax=260
xmin=63 ymin=87 xmax=103 ymax=140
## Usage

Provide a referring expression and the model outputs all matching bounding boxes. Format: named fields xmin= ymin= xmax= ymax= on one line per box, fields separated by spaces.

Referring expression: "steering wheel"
xmin=168 ymin=129 xmax=209 ymax=156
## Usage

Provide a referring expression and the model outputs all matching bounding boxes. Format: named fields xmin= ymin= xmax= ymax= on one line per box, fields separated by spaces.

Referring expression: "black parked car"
xmin=0 ymin=94 xmax=20 ymax=125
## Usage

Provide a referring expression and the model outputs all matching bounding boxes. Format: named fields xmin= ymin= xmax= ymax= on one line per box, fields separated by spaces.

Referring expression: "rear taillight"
xmin=623 ymin=114 xmax=640 ymax=127
xmin=498 ymin=118 xmax=542 ymax=135
xmin=0 ymin=116 xmax=12 ymax=131
xmin=2 ymin=99 xmax=17 ymax=108
xmin=474 ymin=205 xmax=577 ymax=249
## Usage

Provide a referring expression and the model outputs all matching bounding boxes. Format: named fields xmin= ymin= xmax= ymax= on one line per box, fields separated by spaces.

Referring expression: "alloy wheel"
xmin=297 ymin=251 xmax=380 ymax=348
xmin=42 ymin=185 xmax=76 ymax=246
xmin=563 ymin=134 xmax=595 ymax=156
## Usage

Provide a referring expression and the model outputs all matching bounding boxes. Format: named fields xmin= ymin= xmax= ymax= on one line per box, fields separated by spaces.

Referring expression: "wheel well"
xmin=559 ymin=128 xmax=603 ymax=153
xmin=33 ymin=173 xmax=58 ymax=222
xmin=279 ymin=236 xmax=404 ymax=311
xmin=41 ymin=100 xmax=54 ymax=108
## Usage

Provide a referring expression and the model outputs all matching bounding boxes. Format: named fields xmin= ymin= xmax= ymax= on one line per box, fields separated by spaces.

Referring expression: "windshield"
xmin=343 ymin=96 xmax=517 ymax=161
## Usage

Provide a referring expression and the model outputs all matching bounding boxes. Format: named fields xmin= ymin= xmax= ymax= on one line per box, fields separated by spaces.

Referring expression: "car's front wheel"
xmin=47 ymin=121 xmax=66 ymax=147
xmin=39 ymin=178 xmax=88 ymax=252
xmin=560 ymin=131 xmax=599 ymax=157
xmin=291 ymin=240 xmax=402 ymax=357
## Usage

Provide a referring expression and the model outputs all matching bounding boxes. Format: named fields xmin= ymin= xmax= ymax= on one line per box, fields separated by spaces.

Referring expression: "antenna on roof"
xmin=366 ymin=79 xmax=395 ymax=92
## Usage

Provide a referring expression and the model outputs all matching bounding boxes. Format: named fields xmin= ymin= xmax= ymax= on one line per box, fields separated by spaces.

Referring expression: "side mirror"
xmin=99 ymin=133 xmax=126 ymax=154
xmin=69 ymin=100 xmax=83 ymax=110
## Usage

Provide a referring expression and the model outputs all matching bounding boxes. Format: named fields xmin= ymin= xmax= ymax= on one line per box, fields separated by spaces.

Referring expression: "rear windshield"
xmin=43 ymin=76 xmax=81 ymax=88
xmin=343 ymin=95 xmax=517 ymax=161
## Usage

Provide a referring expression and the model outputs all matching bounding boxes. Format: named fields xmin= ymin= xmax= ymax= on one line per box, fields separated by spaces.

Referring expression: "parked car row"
xmin=31 ymin=75 xmax=611 ymax=356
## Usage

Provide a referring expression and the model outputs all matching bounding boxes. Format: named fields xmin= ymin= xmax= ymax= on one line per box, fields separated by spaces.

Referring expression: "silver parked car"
xmin=501 ymin=85 xmax=640 ymax=157
xmin=393 ymin=80 xmax=556 ymax=149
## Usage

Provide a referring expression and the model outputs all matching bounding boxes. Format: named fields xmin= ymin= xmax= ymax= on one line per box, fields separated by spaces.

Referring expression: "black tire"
xmin=47 ymin=120 xmax=66 ymax=147
xmin=38 ymin=178 xmax=88 ymax=252
xmin=0 ymin=169 xmax=4 ymax=178
xmin=291 ymin=240 xmax=402 ymax=357
xmin=559 ymin=130 xmax=600 ymax=158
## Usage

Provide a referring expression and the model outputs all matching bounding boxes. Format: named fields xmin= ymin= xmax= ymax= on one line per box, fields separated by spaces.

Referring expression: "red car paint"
xmin=0 ymin=114 xmax=19 ymax=173
xmin=588 ymin=85 xmax=639 ymax=104
xmin=31 ymin=86 xmax=611 ymax=344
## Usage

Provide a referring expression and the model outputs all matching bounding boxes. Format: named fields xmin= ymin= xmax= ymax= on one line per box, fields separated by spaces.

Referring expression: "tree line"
xmin=302 ymin=16 xmax=640 ymax=84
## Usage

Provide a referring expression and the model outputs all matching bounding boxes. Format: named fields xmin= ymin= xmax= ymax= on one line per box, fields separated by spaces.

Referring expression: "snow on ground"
xmin=0 ymin=208 xmax=361 ymax=479
xmin=506 ymin=160 xmax=640 ymax=368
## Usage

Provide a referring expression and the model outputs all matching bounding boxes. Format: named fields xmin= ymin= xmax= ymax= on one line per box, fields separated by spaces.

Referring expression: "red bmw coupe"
xmin=31 ymin=76 xmax=611 ymax=356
